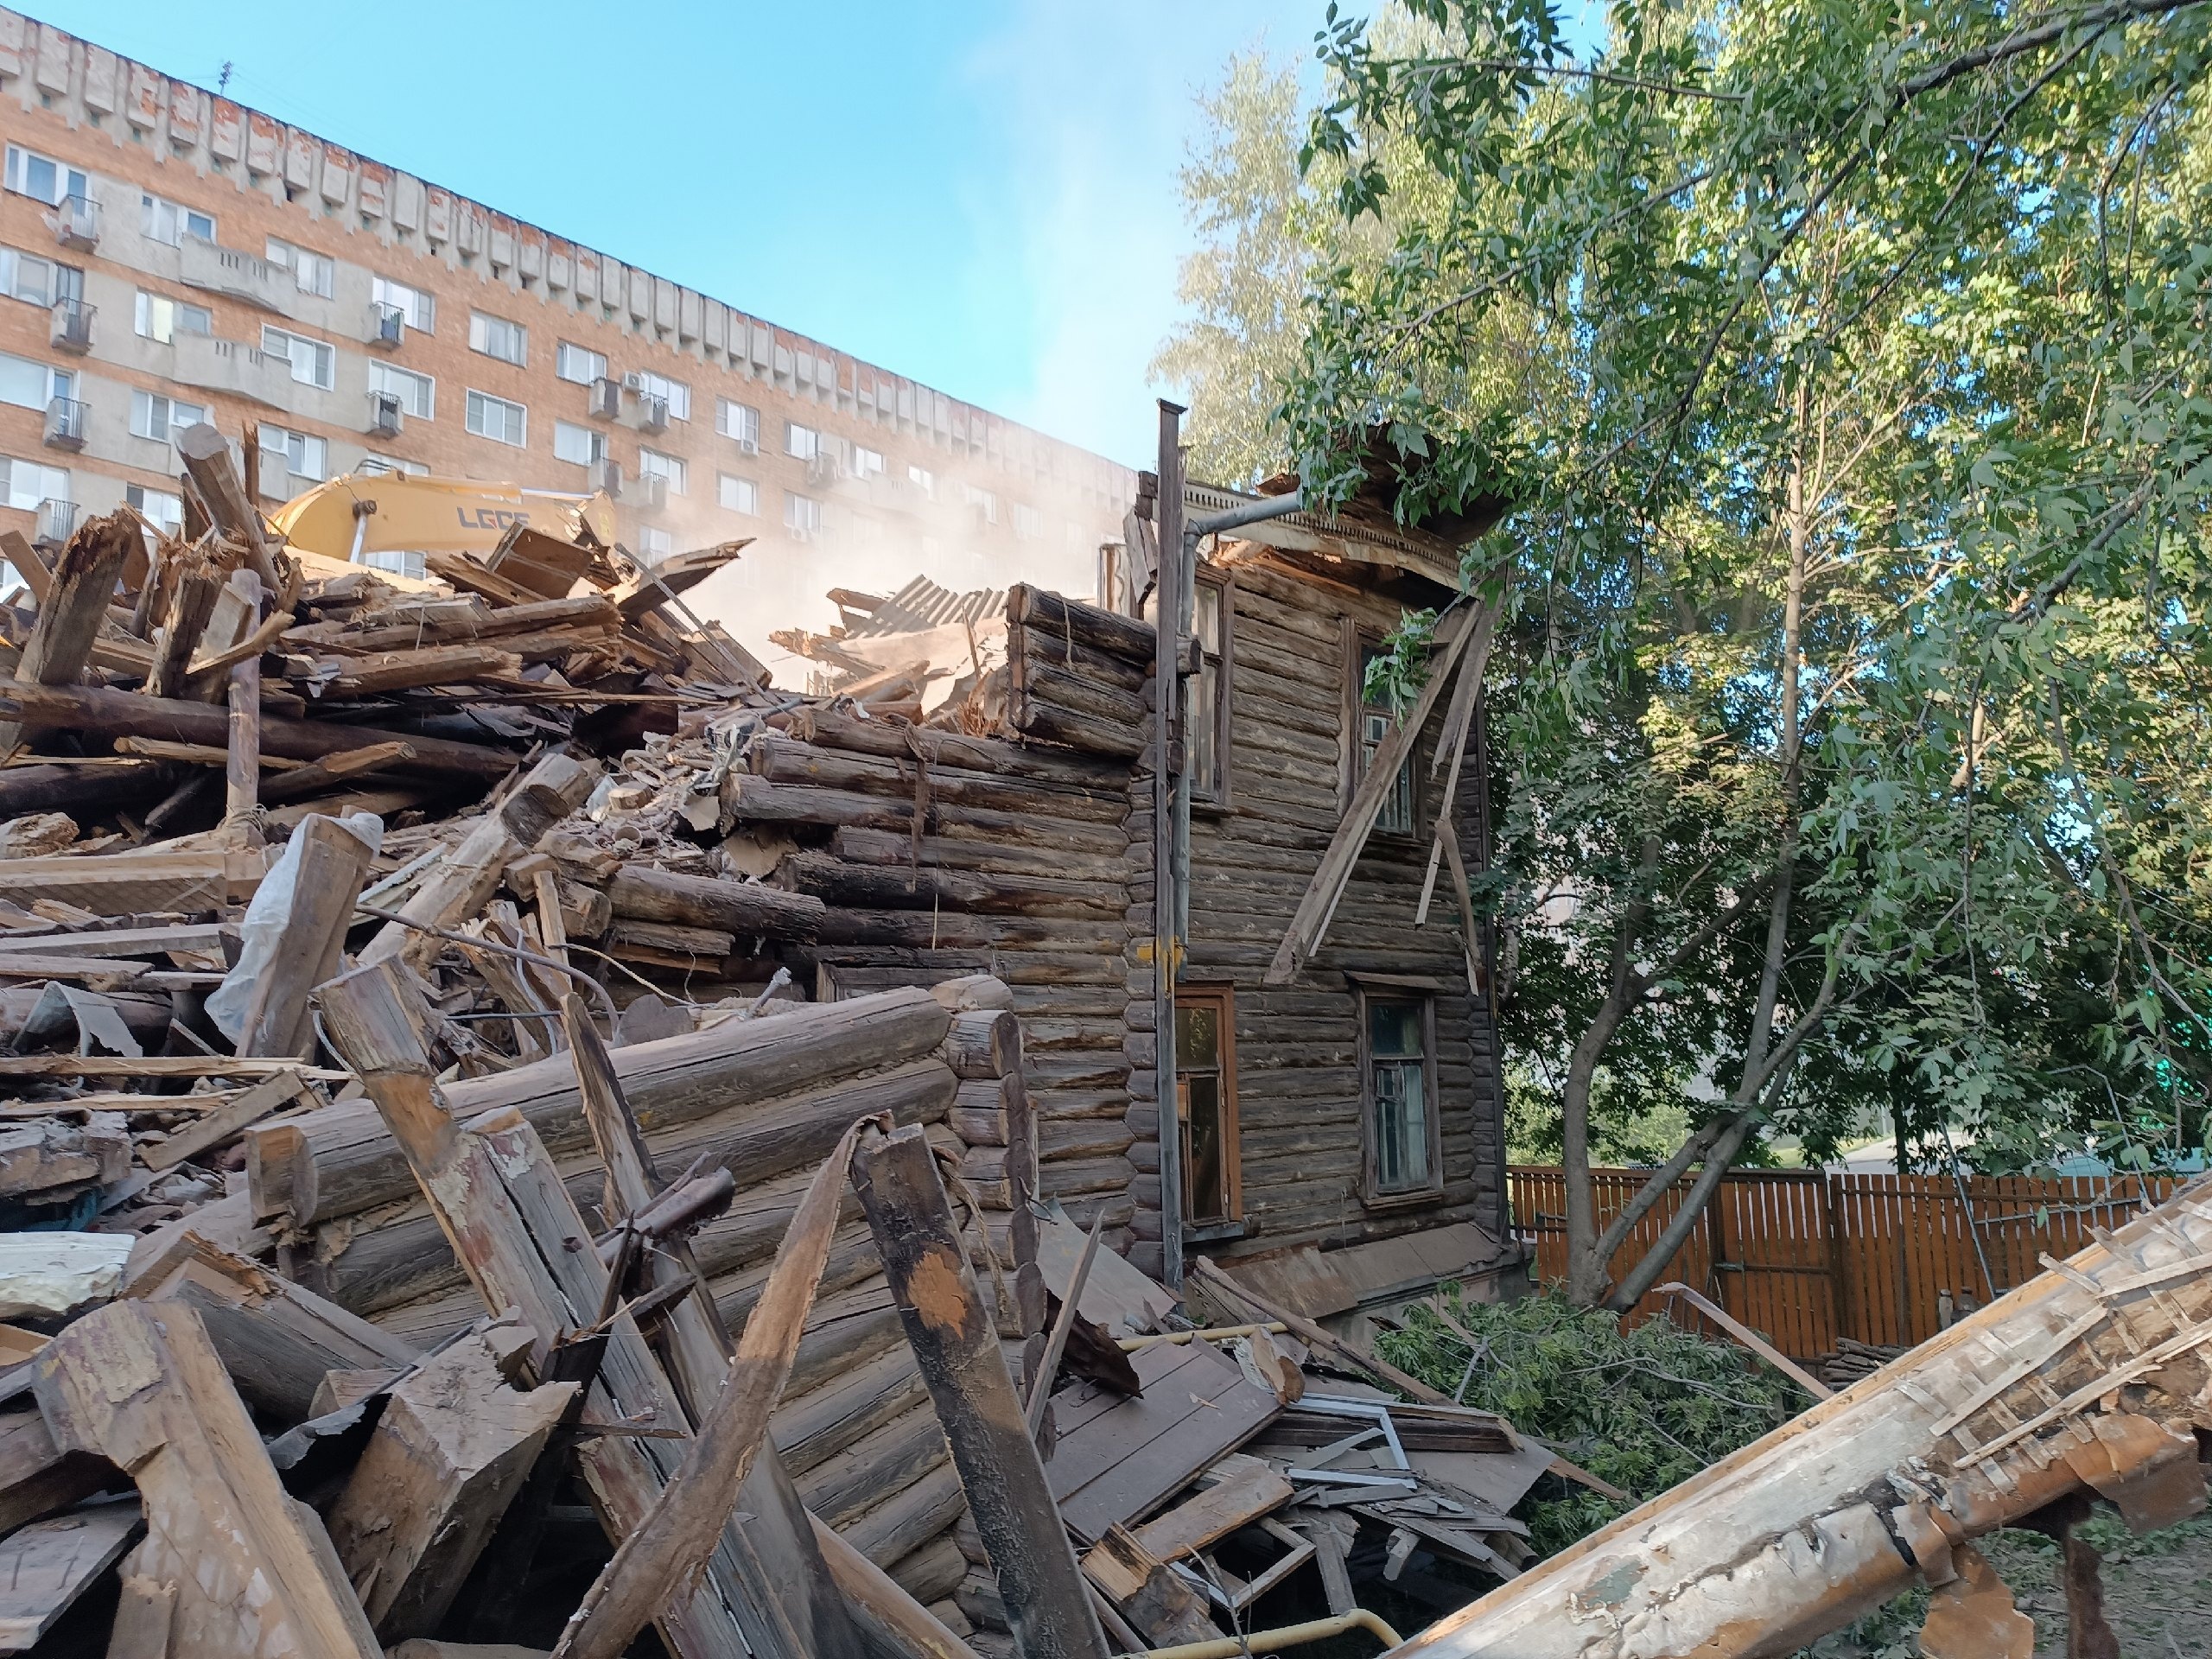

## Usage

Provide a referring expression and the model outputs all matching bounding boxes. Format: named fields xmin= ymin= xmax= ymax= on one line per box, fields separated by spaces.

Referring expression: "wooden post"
xmin=1153 ymin=399 xmax=1186 ymax=1288
xmin=851 ymin=1122 xmax=1110 ymax=1659
xmin=222 ymin=568 xmax=264 ymax=840
xmin=175 ymin=423 xmax=283 ymax=595
xmin=0 ymin=512 xmax=133 ymax=760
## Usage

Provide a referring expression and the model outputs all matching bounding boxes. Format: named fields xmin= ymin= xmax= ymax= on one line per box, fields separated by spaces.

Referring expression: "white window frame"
xmin=469 ymin=312 xmax=528 ymax=367
xmin=785 ymin=422 xmax=819 ymax=461
xmin=633 ymin=371 xmax=690 ymax=422
xmin=638 ymin=525 xmax=673 ymax=561
xmin=908 ymin=464 xmax=935 ymax=498
xmin=0 ymin=456 xmax=70 ymax=512
xmin=126 ymin=484 xmax=184 ymax=532
xmin=257 ymin=423 xmax=327 ymax=483
xmin=0 ymin=353 xmax=69 ymax=413
xmin=141 ymin=192 xmax=214 ymax=246
xmin=466 ymin=389 xmax=527 ymax=447
xmin=4 ymin=146 xmax=87 ymax=207
xmin=638 ymin=448 xmax=687 ymax=496
xmin=372 ymin=276 xmax=434 ymax=332
xmin=716 ymin=398 xmax=760 ymax=450
xmin=130 ymin=389 xmax=208 ymax=444
xmin=261 ymin=326 xmax=336 ymax=391
xmin=853 ymin=446 xmax=885 ymax=480
xmin=1015 ymin=503 xmax=1043 ymax=540
xmin=785 ymin=490 xmax=823 ymax=536
xmin=368 ymin=362 xmax=435 ymax=421
xmin=0 ymin=247 xmax=61 ymax=308
xmin=553 ymin=420 xmax=604 ymax=467
xmin=555 ymin=341 xmax=605 ymax=385
xmin=717 ymin=473 xmax=760 ymax=515
xmin=265 ymin=238 xmax=334 ymax=298
xmin=135 ymin=290 xmax=212 ymax=344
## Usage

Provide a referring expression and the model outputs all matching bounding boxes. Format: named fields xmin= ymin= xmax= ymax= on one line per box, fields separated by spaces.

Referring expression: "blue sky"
xmin=31 ymin=1 xmax=1325 ymax=468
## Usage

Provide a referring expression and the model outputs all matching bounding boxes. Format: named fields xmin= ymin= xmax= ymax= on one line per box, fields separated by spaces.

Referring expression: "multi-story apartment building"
xmin=0 ymin=9 xmax=1132 ymax=664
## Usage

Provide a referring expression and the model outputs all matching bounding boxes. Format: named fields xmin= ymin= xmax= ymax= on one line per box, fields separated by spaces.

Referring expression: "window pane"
xmin=1175 ymin=1003 xmax=1219 ymax=1069
xmin=1190 ymin=658 xmax=1217 ymax=794
xmin=1180 ymin=1071 xmax=1230 ymax=1224
xmin=1373 ymin=1059 xmax=1429 ymax=1191
xmin=1370 ymin=999 xmax=1422 ymax=1058
xmin=1195 ymin=583 xmax=1221 ymax=652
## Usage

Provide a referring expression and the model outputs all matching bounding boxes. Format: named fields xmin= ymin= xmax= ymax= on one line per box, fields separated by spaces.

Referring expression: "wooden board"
xmin=1046 ymin=1340 xmax=1283 ymax=1543
xmin=1037 ymin=1211 xmax=1176 ymax=1338
xmin=0 ymin=1499 xmax=142 ymax=1651
xmin=1126 ymin=1456 xmax=1294 ymax=1562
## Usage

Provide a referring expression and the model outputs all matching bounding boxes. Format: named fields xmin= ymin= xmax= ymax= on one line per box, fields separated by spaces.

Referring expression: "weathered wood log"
xmin=775 ymin=706 xmax=1127 ymax=789
xmin=303 ymin=593 xmax=620 ymax=652
xmin=830 ymin=825 xmax=1133 ymax=887
xmin=779 ymin=851 xmax=1123 ymax=920
xmin=0 ymin=1406 xmax=108 ymax=1539
xmin=0 ymin=513 xmax=135 ymax=760
xmin=608 ymin=866 xmax=825 ymax=940
xmin=942 ymin=1011 xmax=1020 ymax=1080
xmin=326 ymin=1331 xmax=575 ymax=1641
xmin=1389 ymin=1177 xmax=2212 ymax=1658
xmin=314 ymin=957 xmax=817 ymax=1659
xmin=310 ymin=644 xmax=523 ymax=697
xmin=851 ymin=1122 xmax=1110 ymax=1659
xmin=0 ymin=760 xmax=172 ymax=817
xmin=248 ymin=985 xmax=953 ymax=1227
xmin=1008 ymin=661 xmax=1147 ymax=732
xmin=1003 ymin=696 xmax=1147 ymax=760
xmin=223 ymin=580 xmax=264 ymax=833
xmin=811 ymin=1514 xmax=983 ymax=1659
xmin=258 ymin=741 xmax=418 ymax=804
xmin=175 ymin=423 xmax=283 ymax=594
xmin=1015 ymin=629 xmax=1149 ymax=696
xmin=748 ymin=736 xmax=1126 ymax=823
xmin=34 ymin=1300 xmax=384 ymax=1657
xmin=721 ymin=775 xmax=1128 ymax=855
xmin=1007 ymin=584 xmax=1154 ymax=668
xmin=360 ymin=753 xmax=600 ymax=969
xmin=0 ymin=682 xmax=519 ymax=778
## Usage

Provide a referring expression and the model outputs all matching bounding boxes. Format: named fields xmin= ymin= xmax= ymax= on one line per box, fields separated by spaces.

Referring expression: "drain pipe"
xmin=1135 ymin=1608 xmax=1404 ymax=1658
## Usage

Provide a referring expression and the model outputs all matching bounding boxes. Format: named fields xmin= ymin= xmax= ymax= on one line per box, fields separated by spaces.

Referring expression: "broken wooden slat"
xmin=32 ymin=1300 xmax=383 ymax=1657
xmin=137 ymin=1068 xmax=315 ymax=1172
xmin=259 ymin=741 xmax=418 ymax=804
xmin=0 ymin=1499 xmax=142 ymax=1652
xmin=175 ymin=423 xmax=283 ymax=594
xmin=851 ymin=1121 xmax=1111 ymax=1659
xmin=327 ymin=1329 xmax=576 ymax=1642
xmin=0 ymin=1404 xmax=109 ymax=1538
xmin=222 ymin=569 xmax=264 ymax=835
xmin=1127 ymin=1457 xmax=1295 ymax=1563
xmin=0 ymin=512 xmax=136 ymax=762
xmin=1077 ymin=1526 xmax=1219 ymax=1648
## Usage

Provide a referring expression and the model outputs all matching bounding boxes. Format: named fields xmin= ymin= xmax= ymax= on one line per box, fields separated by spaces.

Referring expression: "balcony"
xmin=635 ymin=473 xmax=669 ymax=511
xmin=366 ymin=302 xmax=406 ymax=350
xmin=588 ymin=377 xmax=620 ymax=420
xmin=367 ymin=391 xmax=404 ymax=439
xmin=178 ymin=235 xmax=293 ymax=314
xmin=49 ymin=194 xmax=98 ymax=252
xmin=637 ymin=394 xmax=669 ymax=434
xmin=49 ymin=298 xmax=92 ymax=355
xmin=586 ymin=456 xmax=623 ymax=498
xmin=172 ymin=334 xmax=296 ymax=409
xmin=42 ymin=397 xmax=86 ymax=453
xmin=34 ymin=499 xmax=77 ymax=547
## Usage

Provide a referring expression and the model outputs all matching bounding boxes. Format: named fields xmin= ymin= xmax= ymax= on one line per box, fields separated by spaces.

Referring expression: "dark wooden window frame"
xmin=1173 ymin=982 xmax=1243 ymax=1234
xmin=1352 ymin=977 xmax=1446 ymax=1209
xmin=1341 ymin=620 xmax=1422 ymax=838
xmin=1189 ymin=565 xmax=1235 ymax=809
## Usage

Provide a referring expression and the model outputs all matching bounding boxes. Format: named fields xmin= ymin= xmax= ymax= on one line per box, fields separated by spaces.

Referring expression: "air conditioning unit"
xmin=588 ymin=376 xmax=621 ymax=419
xmin=48 ymin=298 xmax=92 ymax=354
xmin=637 ymin=474 xmax=669 ymax=511
xmin=587 ymin=456 xmax=623 ymax=498
xmin=41 ymin=397 xmax=86 ymax=453
xmin=368 ymin=391 xmax=404 ymax=438
xmin=638 ymin=394 xmax=669 ymax=434
xmin=621 ymin=371 xmax=646 ymax=393
xmin=732 ymin=435 xmax=759 ymax=456
xmin=368 ymin=302 xmax=405 ymax=350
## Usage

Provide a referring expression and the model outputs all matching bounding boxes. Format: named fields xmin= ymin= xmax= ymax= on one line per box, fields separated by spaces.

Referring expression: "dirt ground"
xmin=1802 ymin=1513 xmax=2212 ymax=1657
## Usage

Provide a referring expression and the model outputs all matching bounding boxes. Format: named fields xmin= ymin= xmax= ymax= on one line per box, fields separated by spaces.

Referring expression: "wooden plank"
xmin=223 ymin=570 xmax=264 ymax=832
xmin=1052 ymin=1351 xmax=1281 ymax=1545
xmin=0 ymin=1054 xmax=345 ymax=1079
xmin=0 ymin=512 xmax=135 ymax=760
xmin=1127 ymin=1458 xmax=1294 ymax=1562
xmin=137 ymin=1067 xmax=313 ymax=1172
xmin=32 ymin=1301 xmax=383 ymax=1657
xmin=0 ymin=849 xmax=262 ymax=917
xmin=0 ymin=1500 xmax=142 ymax=1651
xmin=852 ymin=1122 xmax=1111 ymax=1659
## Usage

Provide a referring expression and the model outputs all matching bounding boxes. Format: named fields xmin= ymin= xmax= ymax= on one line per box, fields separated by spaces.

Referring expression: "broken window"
xmin=1175 ymin=988 xmax=1241 ymax=1227
xmin=1352 ymin=637 xmax=1417 ymax=834
xmin=1360 ymin=991 xmax=1441 ymax=1203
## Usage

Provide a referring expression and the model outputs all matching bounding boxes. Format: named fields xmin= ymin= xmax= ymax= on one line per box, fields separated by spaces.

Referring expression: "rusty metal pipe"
xmin=1138 ymin=1609 xmax=1404 ymax=1658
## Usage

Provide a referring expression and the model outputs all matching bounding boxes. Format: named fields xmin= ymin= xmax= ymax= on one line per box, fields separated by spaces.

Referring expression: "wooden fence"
xmin=1507 ymin=1165 xmax=2190 ymax=1360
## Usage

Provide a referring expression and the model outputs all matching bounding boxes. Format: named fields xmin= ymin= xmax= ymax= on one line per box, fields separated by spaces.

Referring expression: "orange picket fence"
xmin=1507 ymin=1165 xmax=2189 ymax=1360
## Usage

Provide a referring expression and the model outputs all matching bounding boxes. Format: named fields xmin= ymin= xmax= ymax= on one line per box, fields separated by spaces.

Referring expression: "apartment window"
xmin=0 ymin=354 xmax=69 ymax=413
xmin=555 ymin=341 xmax=604 ymax=385
xmin=261 ymin=326 xmax=336 ymax=391
xmin=716 ymin=398 xmax=760 ymax=449
xmin=553 ymin=420 xmax=604 ymax=467
xmin=0 ymin=248 xmax=77 ymax=308
xmin=265 ymin=238 xmax=334 ymax=299
xmin=718 ymin=474 xmax=760 ymax=516
xmin=1175 ymin=988 xmax=1242 ymax=1228
xmin=466 ymin=390 xmax=526 ymax=446
xmin=853 ymin=446 xmax=885 ymax=480
xmin=908 ymin=465 xmax=935 ymax=499
xmin=469 ymin=312 xmax=528 ymax=366
xmin=637 ymin=448 xmax=686 ymax=496
xmin=785 ymin=422 xmax=819 ymax=461
xmin=359 ymin=453 xmax=428 ymax=478
xmin=5 ymin=146 xmax=87 ymax=207
xmin=639 ymin=525 xmax=673 ymax=561
xmin=130 ymin=389 xmax=207 ymax=444
xmin=0 ymin=457 xmax=69 ymax=512
xmin=141 ymin=192 xmax=213 ymax=246
xmin=369 ymin=362 xmax=435 ymax=420
xmin=964 ymin=484 xmax=998 ymax=525
xmin=1014 ymin=503 xmax=1043 ymax=540
xmin=372 ymin=276 xmax=434 ymax=332
xmin=126 ymin=484 xmax=183 ymax=532
xmin=258 ymin=423 xmax=327 ymax=482
xmin=785 ymin=491 xmax=822 ymax=537
xmin=633 ymin=371 xmax=690 ymax=422
xmin=1190 ymin=570 xmax=1232 ymax=804
xmin=1359 ymin=991 xmax=1442 ymax=1202
xmin=1350 ymin=636 xmax=1418 ymax=834
xmin=134 ymin=290 xmax=211 ymax=343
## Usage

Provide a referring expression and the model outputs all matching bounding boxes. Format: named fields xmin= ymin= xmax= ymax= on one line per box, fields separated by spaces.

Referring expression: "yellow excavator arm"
xmin=268 ymin=473 xmax=619 ymax=562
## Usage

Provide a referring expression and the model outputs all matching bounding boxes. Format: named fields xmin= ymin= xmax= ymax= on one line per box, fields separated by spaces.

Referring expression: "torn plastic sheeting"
xmin=20 ymin=983 xmax=143 ymax=1057
xmin=207 ymin=811 xmax=384 ymax=1044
